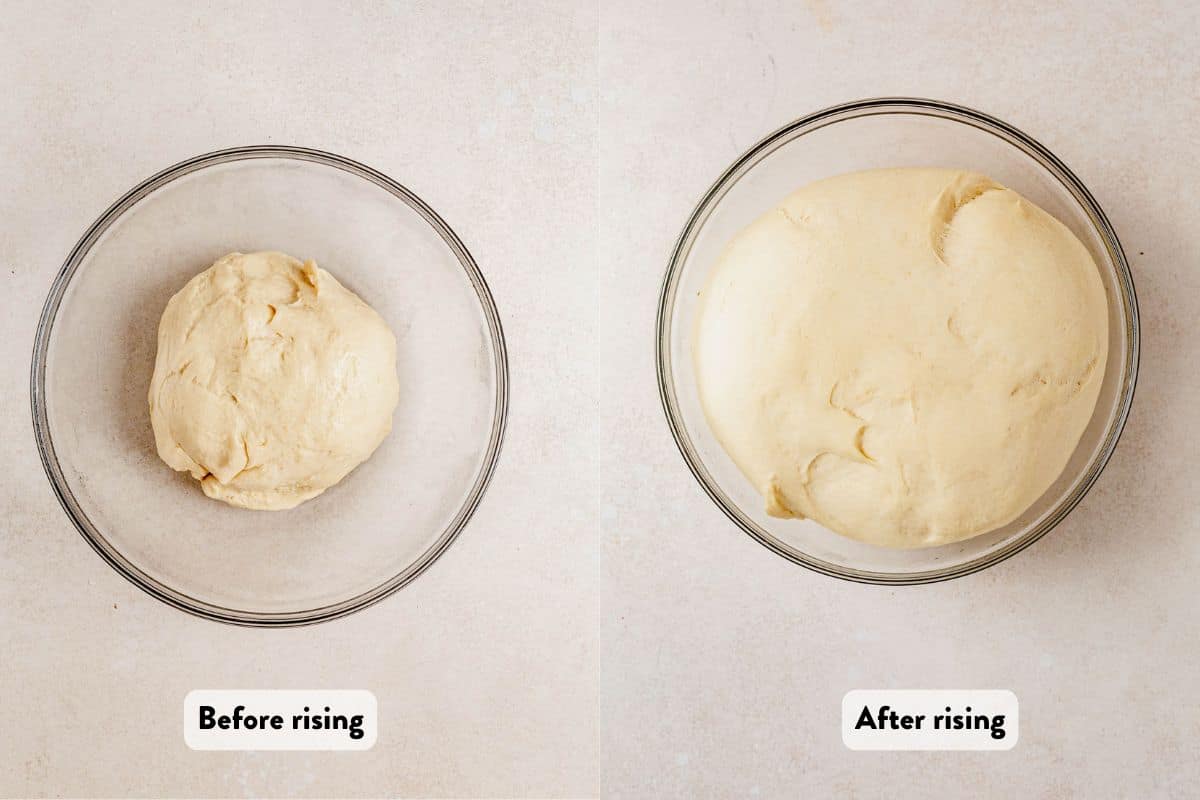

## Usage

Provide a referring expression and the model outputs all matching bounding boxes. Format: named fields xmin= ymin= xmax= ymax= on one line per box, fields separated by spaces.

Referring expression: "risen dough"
xmin=149 ymin=251 xmax=399 ymax=510
xmin=694 ymin=168 xmax=1107 ymax=547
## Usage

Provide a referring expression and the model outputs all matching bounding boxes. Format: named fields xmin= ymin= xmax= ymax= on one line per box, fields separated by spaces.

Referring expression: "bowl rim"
xmin=656 ymin=97 xmax=1140 ymax=585
xmin=30 ymin=144 xmax=510 ymax=626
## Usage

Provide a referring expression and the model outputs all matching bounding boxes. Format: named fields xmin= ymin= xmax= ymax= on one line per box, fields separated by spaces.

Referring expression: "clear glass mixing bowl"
xmin=32 ymin=146 xmax=508 ymax=624
xmin=657 ymin=99 xmax=1139 ymax=584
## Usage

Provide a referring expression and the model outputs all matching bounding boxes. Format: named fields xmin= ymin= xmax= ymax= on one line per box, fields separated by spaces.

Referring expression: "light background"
xmin=0 ymin=1 xmax=597 ymax=797
xmin=3 ymin=1 xmax=1199 ymax=798
xmin=600 ymin=1 xmax=1199 ymax=797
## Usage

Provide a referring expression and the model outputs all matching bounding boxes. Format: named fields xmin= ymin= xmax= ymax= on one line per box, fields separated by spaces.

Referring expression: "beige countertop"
xmin=3 ymin=1 xmax=1198 ymax=798
xmin=599 ymin=1 xmax=1199 ymax=797
xmin=0 ymin=2 xmax=597 ymax=797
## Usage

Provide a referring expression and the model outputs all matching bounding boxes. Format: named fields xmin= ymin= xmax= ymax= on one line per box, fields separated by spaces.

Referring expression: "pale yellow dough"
xmin=694 ymin=168 xmax=1108 ymax=547
xmin=149 ymin=251 xmax=399 ymax=510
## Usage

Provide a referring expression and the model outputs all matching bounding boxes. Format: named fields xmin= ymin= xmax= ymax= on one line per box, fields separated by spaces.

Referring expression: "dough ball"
xmin=149 ymin=251 xmax=400 ymax=510
xmin=693 ymin=168 xmax=1108 ymax=547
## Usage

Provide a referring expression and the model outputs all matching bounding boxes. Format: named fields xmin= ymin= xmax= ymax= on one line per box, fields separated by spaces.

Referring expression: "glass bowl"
xmin=657 ymin=98 xmax=1139 ymax=584
xmin=32 ymin=146 xmax=508 ymax=624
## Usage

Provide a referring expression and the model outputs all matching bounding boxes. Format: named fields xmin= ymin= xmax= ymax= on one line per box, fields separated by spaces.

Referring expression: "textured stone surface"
xmin=0 ymin=2 xmax=597 ymax=796
xmin=3 ymin=0 xmax=1199 ymax=796
xmin=600 ymin=1 xmax=1198 ymax=797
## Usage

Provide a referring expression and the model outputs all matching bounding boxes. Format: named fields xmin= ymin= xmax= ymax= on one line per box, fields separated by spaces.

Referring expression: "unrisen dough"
xmin=149 ymin=251 xmax=399 ymax=510
xmin=694 ymin=169 xmax=1108 ymax=547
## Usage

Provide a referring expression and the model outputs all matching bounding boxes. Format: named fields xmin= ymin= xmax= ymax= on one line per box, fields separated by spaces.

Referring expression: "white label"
xmin=184 ymin=690 xmax=377 ymax=751
xmin=842 ymin=690 xmax=1018 ymax=751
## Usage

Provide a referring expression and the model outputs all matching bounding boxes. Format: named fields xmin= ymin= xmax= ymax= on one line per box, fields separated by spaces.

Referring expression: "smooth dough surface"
xmin=694 ymin=168 xmax=1108 ymax=547
xmin=149 ymin=251 xmax=399 ymax=510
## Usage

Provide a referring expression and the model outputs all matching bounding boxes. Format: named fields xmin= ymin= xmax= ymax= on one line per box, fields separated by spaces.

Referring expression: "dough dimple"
xmin=693 ymin=168 xmax=1108 ymax=548
xmin=149 ymin=251 xmax=400 ymax=510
